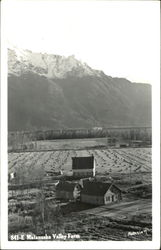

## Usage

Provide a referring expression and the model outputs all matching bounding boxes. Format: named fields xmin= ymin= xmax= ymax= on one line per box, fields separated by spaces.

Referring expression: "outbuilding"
xmin=72 ymin=155 xmax=95 ymax=178
xmin=55 ymin=181 xmax=81 ymax=200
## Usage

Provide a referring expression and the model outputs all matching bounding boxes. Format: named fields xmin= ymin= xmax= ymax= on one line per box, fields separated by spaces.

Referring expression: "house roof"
xmin=56 ymin=181 xmax=76 ymax=192
xmin=72 ymin=156 xmax=94 ymax=170
xmin=81 ymin=181 xmax=112 ymax=196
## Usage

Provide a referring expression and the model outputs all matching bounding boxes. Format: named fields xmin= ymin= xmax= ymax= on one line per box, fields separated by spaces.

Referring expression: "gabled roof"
xmin=72 ymin=156 xmax=94 ymax=170
xmin=56 ymin=181 xmax=76 ymax=192
xmin=81 ymin=181 xmax=112 ymax=196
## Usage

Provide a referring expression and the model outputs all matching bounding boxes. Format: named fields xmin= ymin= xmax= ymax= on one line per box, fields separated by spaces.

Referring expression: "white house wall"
xmin=104 ymin=189 xmax=118 ymax=204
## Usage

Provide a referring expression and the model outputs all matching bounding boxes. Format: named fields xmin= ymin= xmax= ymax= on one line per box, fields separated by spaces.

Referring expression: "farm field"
xmin=34 ymin=137 xmax=108 ymax=150
xmin=8 ymin=148 xmax=151 ymax=183
xmin=8 ymin=145 xmax=152 ymax=241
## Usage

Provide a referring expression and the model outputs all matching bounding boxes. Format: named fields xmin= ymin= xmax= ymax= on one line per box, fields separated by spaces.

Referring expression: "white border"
xmin=1 ymin=0 xmax=160 ymax=249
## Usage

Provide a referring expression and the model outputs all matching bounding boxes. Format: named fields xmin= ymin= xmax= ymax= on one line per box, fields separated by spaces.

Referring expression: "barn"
xmin=72 ymin=155 xmax=95 ymax=178
xmin=80 ymin=181 xmax=121 ymax=205
xmin=55 ymin=181 xmax=81 ymax=200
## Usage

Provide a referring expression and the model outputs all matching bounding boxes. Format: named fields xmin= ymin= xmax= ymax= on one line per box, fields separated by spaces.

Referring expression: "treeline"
xmin=8 ymin=127 xmax=152 ymax=149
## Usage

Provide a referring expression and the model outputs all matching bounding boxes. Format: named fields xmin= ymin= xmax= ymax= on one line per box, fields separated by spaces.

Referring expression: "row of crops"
xmin=8 ymin=148 xmax=151 ymax=177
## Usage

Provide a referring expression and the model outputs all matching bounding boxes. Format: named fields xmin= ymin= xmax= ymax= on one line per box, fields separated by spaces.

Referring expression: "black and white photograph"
xmin=0 ymin=0 xmax=160 ymax=249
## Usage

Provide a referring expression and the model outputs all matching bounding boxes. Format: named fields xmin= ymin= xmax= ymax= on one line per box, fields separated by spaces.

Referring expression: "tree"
xmin=33 ymin=188 xmax=46 ymax=235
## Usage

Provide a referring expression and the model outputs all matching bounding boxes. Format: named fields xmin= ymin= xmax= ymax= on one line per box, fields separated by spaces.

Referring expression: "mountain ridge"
xmin=8 ymin=48 xmax=103 ymax=79
xmin=8 ymin=48 xmax=151 ymax=131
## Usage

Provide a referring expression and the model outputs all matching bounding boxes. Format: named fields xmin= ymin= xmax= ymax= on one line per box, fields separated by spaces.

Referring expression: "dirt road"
xmin=80 ymin=199 xmax=151 ymax=219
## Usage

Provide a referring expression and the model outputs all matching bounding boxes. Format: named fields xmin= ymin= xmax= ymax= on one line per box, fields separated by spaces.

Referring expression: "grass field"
xmin=35 ymin=137 xmax=108 ymax=150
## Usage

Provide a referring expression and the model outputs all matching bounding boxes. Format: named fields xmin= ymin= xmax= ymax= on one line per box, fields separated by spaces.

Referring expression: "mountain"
xmin=8 ymin=48 xmax=151 ymax=131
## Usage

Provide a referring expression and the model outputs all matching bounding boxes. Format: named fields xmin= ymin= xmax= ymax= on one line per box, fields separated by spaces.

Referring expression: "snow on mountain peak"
xmin=8 ymin=48 xmax=102 ymax=78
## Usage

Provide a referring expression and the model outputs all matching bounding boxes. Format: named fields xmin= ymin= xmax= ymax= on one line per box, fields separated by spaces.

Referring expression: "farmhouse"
xmin=72 ymin=155 xmax=95 ymax=178
xmin=80 ymin=181 xmax=121 ymax=205
xmin=55 ymin=181 xmax=81 ymax=200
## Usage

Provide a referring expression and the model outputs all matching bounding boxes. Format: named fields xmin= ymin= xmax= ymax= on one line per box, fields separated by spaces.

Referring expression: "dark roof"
xmin=72 ymin=156 xmax=94 ymax=170
xmin=81 ymin=181 xmax=112 ymax=196
xmin=56 ymin=181 xmax=76 ymax=192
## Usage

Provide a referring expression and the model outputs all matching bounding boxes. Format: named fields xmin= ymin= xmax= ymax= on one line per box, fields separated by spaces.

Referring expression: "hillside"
xmin=8 ymin=48 xmax=151 ymax=131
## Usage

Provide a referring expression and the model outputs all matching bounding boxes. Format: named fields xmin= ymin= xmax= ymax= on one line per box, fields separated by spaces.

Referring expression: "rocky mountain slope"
xmin=8 ymin=48 xmax=151 ymax=131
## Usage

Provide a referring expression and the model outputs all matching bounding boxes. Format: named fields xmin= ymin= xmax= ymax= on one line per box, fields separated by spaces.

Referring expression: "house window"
xmin=106 ymin=196 xmax=110 ymax=201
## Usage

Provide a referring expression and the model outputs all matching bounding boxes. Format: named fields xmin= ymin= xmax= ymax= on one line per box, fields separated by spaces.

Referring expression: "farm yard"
xmin=8 ymin=138 xmax=152 ymax=241
xmin=59 ymin=199 xmax=152 ymax=241
xmin=80 ymin=199 xmax=151 ymax=219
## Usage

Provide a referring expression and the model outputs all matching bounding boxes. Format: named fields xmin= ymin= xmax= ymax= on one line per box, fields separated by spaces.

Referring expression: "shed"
xmin=55 ymin=181 xmax=81 ymax=200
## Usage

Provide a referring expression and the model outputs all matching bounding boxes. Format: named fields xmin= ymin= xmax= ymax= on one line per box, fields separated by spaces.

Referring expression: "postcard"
xmin=1 ymin=0 xmax=160 ymax=249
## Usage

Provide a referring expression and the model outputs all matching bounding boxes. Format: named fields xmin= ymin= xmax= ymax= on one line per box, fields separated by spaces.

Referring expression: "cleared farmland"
xmin=8 ymin=148 xmax=151 ymax=179
xmin=8 ymin=146 xmax=152 ymax=240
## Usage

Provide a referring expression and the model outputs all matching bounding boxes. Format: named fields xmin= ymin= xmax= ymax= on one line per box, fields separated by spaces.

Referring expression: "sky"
xmin=3 ymin=0 xmax=160 ymax=84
